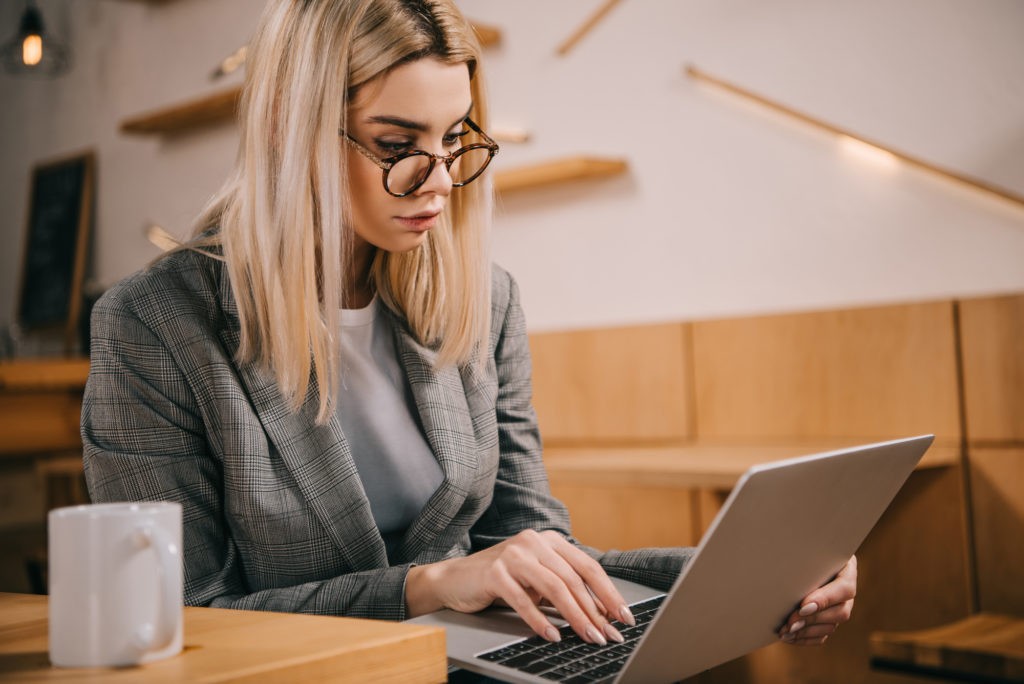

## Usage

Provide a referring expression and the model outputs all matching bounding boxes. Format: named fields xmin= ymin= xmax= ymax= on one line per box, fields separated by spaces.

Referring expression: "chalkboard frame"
xmin=15 ymin=150 xmax=95 ymax=352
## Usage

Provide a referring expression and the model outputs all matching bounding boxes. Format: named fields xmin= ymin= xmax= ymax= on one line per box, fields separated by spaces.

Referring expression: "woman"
xmin=82 ymin=0 xmax=854 ymax=650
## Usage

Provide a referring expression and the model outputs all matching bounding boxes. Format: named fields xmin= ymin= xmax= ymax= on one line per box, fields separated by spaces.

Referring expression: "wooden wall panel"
xmin=969 ymin=448 xmax=1024 ymax=615
xmin=529 ymin=323 xmax=692 ymax=443
xmin=691 ymin=302 xmax=961 ymax=443
xmin=959 ymin=294 xmax=1024 ymax=444
xmin=549 ymin=481 xmax=699 ymax=551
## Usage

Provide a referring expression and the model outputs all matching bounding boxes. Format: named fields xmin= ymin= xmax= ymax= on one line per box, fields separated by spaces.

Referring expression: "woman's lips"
xmin=396 ymin=211 xmax=440 ymax=232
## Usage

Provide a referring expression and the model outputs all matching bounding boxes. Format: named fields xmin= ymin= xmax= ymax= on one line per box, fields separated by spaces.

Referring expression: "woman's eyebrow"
xmin=365 ymin=105 xmax=474 ymax=132
xmin=365 ymin=114 xmax=428 ymax=132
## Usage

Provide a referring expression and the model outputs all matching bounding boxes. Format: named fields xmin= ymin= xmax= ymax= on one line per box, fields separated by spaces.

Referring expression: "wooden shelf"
xmin=119 ymin=19 xmax=500 ymax=136
xmin=494 ymin=156 xmax=628 ymax=193
xmin=120 ymin=87 xmax=241 ymax=135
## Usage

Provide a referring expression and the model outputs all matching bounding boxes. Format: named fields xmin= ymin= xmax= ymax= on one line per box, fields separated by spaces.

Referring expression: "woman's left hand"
xmin=778 ymin=555 xmax=857 ymax=646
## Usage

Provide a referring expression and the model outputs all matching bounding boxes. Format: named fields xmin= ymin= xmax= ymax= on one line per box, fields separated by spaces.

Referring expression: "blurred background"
xmin=1 ymin=0 xmax=1022 ymax=336
xmin=1 ymin=2 xmax=1022 ymax=683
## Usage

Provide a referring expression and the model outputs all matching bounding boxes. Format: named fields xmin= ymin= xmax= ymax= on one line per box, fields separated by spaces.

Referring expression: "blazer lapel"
xmin=216 ymin=265 xmax=388 ymax=571
xmin=389 ymin=318 xmax=480 ymax=561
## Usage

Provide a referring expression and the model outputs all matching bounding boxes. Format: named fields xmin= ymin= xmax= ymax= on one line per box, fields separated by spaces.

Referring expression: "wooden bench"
xmin=871 ymin=613 xmax=1024 ymax=683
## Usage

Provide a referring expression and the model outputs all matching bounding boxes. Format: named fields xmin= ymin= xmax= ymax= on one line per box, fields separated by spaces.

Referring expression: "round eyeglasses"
xmin=342 ymin=117 xmax=500 ymax=197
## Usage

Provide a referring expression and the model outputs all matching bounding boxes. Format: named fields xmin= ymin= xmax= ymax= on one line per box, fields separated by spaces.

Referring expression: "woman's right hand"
xmin=405 ymin=529 xmax=636 ymax=644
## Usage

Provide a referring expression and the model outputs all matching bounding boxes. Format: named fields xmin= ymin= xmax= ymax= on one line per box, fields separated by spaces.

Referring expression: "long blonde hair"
xmin=191 ymin=0 xmax=492 ymax=423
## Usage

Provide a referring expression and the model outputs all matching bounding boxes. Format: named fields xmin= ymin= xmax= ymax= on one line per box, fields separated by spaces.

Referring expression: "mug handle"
xmin=130 ymin=525 xmax=181 ymax=652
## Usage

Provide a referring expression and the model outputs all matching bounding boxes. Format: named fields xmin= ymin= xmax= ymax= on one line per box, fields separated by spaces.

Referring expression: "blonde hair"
xmin=191 ymin=0 xmax=491 ymax=423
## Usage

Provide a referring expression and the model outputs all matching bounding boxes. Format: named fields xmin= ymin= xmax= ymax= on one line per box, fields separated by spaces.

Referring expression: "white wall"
xmin=2 ymin=0 xmax=1022 ymax=340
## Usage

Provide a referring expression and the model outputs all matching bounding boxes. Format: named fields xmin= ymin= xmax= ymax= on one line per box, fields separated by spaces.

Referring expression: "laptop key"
xmin=499 ymin=652 xmax=546 ymax=669
xmin=563 ymin=675 xmax=603 ymax=684
xmin=519 ymin=659 xmax=558 ymax=675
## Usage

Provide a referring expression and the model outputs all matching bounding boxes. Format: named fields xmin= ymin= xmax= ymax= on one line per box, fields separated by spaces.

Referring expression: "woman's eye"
xmin=375 ymin=139 xmax=412 ymax=155
xmin=443 ymin=130 xmax=469 ymax=148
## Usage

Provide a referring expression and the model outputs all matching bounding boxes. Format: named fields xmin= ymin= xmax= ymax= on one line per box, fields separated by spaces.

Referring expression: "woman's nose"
xmin=414 ymin=157 xmax=454 ymax=197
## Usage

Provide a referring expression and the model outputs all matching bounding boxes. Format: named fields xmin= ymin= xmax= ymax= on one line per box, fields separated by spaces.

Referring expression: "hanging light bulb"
xmin=2 ymin=0 xmax=70 ymax=77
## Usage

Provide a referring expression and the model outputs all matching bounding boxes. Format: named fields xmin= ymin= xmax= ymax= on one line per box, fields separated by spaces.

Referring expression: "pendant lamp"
xmin=2 ymin=0 xmax=70 ymax=77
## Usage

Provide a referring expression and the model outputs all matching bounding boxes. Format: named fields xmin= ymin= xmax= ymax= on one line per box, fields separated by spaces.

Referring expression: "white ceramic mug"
xmin=48 ymin=502 xmax=184 ymax=668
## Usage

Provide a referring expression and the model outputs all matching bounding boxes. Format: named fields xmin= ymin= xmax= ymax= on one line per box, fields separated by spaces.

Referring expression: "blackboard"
xmin=17 ymin=152 xmax=95 ymax=344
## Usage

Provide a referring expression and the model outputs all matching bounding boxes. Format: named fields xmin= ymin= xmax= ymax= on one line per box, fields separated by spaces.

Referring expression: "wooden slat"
xmin=959 ymin=294 xmax=1024 ymax=445
xmin=871 ymin=613 xmax=1024 ymax=683
xmin=494 ymin=156 xmax=628 ymax=194
xmin=969 ymin=447 xmax=1024 ymax=615
xmin=691 ymin=301 xmax=961 ymax=443
xmin=529 ymin=323 xmax=691 ymax=443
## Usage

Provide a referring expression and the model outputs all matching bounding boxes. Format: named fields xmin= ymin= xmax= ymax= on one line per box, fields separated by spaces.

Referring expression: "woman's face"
xmin=346 ymin=57 xmax=473 ymax=257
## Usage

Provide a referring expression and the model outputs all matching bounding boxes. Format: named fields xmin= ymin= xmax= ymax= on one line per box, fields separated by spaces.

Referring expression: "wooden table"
xmin=0 ymin=593 xmax=447 ymax=682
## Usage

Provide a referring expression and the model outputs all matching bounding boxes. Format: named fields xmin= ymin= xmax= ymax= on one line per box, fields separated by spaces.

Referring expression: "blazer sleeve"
xmin=468 ymin=269 xmax=695 ymax=592
xmin=81 ymin=284 xmax=412 ymax=619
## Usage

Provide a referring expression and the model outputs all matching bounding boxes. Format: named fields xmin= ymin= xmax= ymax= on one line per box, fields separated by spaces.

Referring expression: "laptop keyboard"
xmin=476 ymin=595 xmax=665 ymax=683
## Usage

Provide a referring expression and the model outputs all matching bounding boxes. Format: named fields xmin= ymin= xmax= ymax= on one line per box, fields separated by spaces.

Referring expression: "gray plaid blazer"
xmin=82 ymin=247 xmax=692 ymax=620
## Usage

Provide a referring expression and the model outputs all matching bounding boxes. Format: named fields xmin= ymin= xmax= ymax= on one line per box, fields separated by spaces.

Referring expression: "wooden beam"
xmin=557 ymin=0 xmax=623 ymax=56
xmin=685 ymin=64 xmax=1024 ymax=211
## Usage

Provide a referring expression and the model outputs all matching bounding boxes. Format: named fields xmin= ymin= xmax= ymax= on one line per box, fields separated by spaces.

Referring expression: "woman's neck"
xmin=344 ymin=241 xmax=376 ymax=309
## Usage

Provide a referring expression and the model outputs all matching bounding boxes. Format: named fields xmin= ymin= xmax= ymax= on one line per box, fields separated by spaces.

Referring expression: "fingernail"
xmin=604 ymin=623 xmax=625 ymax=643
xmin=781 ymin=632 xmax=796 ymax=643
xmin=789 ymin=620 xmax=805 ymax=633
xmin=586 ymin=626 xmax=608 ymax=646
xmin=618 ymin=605 xmax=636 ymax=627
xmin=544 ymin=626 xmax=561 ymax=643
xmin=799 ymin=603 xmax=818 ymax=617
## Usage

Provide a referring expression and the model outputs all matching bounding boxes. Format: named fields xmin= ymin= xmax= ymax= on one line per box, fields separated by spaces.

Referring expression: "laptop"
xmin=407 ymin=435 xmax=934 ymax=683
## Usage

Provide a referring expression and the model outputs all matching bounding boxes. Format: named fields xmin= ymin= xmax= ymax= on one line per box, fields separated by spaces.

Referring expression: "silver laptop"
xmin=408 ymin=435 xmax=934 ymax=683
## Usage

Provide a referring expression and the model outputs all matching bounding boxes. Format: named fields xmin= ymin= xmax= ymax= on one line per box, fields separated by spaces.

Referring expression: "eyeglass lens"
xmin=387 ymin=146 xmax=492 ymax=195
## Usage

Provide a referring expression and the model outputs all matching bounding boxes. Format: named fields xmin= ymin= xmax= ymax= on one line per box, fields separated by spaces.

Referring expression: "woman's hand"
xmin=405 ymin=529 xmax=636 ymax=644
xmin=778 ymin=555 xmax=857 ymax=645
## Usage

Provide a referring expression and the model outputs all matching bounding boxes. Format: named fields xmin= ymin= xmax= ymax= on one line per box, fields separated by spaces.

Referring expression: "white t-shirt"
xmin=336 ymin=297 xmax=444 ymax=561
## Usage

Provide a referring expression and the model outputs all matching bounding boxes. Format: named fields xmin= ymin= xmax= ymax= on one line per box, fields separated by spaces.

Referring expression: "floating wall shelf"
xmin=120 ymin=88 xmax=241 ymax=135
xmin=494 ymin=156 xmax=628 ymax=194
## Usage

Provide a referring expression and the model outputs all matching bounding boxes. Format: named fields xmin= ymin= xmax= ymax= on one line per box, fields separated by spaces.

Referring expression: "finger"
xmin=493 ymin=565 xmax=563 ymax=643
xmin=526 ymin=538 xmax=619 ymax=644
xmin=790 ymin=634 xmax=831 ymax=646
xmin=545 ymin=532 xmax=635 ymax=627
xmin=801 ymin=556 xmax=858 ymax=615
xmin=782 ymin=597 xmax=855 ymax=632
xmin=780 ymin=621 xmax=837 ymax=642
xmin=803 ymin=599 xmax=855 ymax=626
xmin=521 ymin=561 xmax=612 ymax=645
